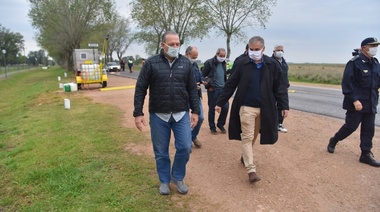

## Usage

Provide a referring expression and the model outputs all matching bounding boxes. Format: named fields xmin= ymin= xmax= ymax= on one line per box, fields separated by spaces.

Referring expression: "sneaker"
xmin=210 ymin=128 xmax=217 ymax=135
xmin=159 ymin=183 xmax=170 ymax=195
xmin=192 ymin=139 xmax=202 ymax=148
xmin=171 ymin=179 xmax=188 ymax=194
xmin=278 ymin=124 xmax=288 ymax=133
xmin=359 ymin=152 xmax=380 ymax=167
xmin=217 ymin=125 xmax=227 ymax=134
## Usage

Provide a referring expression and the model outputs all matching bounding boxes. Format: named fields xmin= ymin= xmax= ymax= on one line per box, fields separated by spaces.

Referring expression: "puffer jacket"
xmin=133 ymin=50 xmax=200 ymax=117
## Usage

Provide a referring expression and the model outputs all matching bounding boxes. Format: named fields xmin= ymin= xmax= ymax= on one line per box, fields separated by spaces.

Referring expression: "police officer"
xmin=327 ymin=37 xmax=380 ymax=167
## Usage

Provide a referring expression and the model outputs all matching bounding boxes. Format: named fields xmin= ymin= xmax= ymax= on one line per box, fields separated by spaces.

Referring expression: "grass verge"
xmin=288 ymin=63 xmax=345 ymax=85
xmin=0 ymin=67 xmax=190 ymax=211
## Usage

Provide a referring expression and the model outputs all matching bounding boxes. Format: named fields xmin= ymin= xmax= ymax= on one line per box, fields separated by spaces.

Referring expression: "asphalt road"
xmin=111 ymin=71 xmax=380 ymax=126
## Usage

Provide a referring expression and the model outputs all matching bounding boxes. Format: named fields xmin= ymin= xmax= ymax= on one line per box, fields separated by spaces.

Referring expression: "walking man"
xmin=133 ymin=31 xmax=200 ymax=194
xmin=327 ymin=37 xmax=380 ymax=167
xmin=202 ymin=48 xmax=229 ymax=134
xmin=215 ymin=36 xmax=289 ymax=183
xmin=185 ymin=46 xmax=204 ymax=148
xmin=271 ymin=45 xmax=290 ymax=133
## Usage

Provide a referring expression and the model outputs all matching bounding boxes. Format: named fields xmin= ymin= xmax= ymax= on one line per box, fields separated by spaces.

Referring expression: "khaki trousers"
xmin=239 ymin=106 xmax=261 ymax=173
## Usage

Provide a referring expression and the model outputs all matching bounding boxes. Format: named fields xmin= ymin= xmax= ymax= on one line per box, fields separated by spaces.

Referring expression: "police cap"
xmin=361 ymin=37 xmax=380 ymax=47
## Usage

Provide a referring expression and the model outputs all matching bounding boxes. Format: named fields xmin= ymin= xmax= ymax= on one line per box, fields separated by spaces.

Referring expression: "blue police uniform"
xmin=334 ymin=53 xmax=380 ymax=150
xmin=328 ymin=37 xmax=380 ymax=167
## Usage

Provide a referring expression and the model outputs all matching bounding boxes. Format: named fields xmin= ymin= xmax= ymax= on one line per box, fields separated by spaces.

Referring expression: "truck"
xmin=73 ymin=41 xmax=108 ymax=89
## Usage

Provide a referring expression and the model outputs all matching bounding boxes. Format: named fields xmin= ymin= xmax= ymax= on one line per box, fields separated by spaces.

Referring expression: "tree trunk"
xmin=226 ymin=34 xmax=231 ymax=59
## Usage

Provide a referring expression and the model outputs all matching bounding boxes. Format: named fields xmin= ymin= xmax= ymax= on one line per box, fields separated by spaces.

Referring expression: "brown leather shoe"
xmin=192 ymin=139 xmax=202 ymax=148
xmin=248 ymin=172 xmax=261 ymax=183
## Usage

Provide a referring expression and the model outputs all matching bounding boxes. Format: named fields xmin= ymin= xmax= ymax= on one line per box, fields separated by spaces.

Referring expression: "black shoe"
xmin=359 ymin=152 xmax=380 ymax=167
xmin=327 ymin=137 xmax=338 ymax=153
xmin=210 ymin=128 xmax=217 ymax=135
xmin=248 ymin=172 xmax=261 ymax=183
xmin=217 ymin=125 xmax=227 ymax=134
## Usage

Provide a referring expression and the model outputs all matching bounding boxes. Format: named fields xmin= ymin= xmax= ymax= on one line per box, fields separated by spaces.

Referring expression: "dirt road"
xmin=86 ymin=74 xmax=380 ymax=212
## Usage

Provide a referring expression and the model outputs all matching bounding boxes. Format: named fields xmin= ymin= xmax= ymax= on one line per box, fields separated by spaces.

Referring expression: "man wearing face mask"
xmin=134 ymin=31 xmax=200 ymax=195
xmin=327 ymin=37 xmax=380 ymax=167
xmin=185 ymin=46 xmax=204 ymax=148
xmin=202 ymin=48 xmax=230 ymax=135
xmin=271 ymin=45 xmax=290 ymax=133
xmin=215 ymin=36 xmax=289 ymax=183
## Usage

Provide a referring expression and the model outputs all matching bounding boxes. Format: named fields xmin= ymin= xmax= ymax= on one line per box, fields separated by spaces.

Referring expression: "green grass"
xmin=288 ymin=63 xmax=345 ymax=85
xmin=0 ymin=67 xmax=191 ymax=211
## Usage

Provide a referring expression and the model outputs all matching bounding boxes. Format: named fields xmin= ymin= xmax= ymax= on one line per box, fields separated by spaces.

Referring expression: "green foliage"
xmin=0 ymin=68 xmax=189 ymax=211
xmin=0 ymin=24 xmax=25 ymax=65
xmin=28 ymin=0 xmax=117 ymax=70
xmin=204 ymin=0 xmax=277 ymax=58
xmin=108 ymin=15 xmax=135 ymax=62
xmin=288 ymin=63 xmax=345 ymax=85
xmin=130 ymin=0 xmax=212 ymax=55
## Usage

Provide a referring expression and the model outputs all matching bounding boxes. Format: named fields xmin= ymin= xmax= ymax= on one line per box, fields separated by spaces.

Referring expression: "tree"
xmin=130 ymin=0 xmax=212 ymax=55
xmin=28 ymin=0 xmax=115 ymax=71
xmin=0 ymin=24 xmax=25 ymax=65
xmin=205 ymin=0 xmax=277 ymax=58
xmin=107 ymin=15 xmax=135 ymax=62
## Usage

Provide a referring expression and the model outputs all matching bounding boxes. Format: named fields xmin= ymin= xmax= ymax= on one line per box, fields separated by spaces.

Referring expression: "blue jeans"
xmin=150 ymin=112 xmax=192 ymax=183
xmin=207 ymin=88 xmax=229 ymax=130
xmin=191 ymin=99 xmax=204 ymax=140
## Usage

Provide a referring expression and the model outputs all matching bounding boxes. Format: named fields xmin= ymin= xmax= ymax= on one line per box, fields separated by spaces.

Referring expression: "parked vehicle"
xmin=106 ymin=62 xmax=121 ymax=72
xmin=73 ymin=37 xmax=108 ymax=89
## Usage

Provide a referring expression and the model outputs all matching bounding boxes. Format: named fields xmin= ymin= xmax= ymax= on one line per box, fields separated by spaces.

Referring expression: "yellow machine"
xmin=74 ymin=36 xmax=108 ymax=89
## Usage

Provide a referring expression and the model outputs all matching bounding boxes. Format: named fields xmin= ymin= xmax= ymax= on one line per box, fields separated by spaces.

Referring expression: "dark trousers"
xmin=277 ymin=109 xmax=284 ymax=125
xmin=207 ymin=88 xmax=229 ymax=130
xmin=334 ymin=110 xmax=375 ymax=151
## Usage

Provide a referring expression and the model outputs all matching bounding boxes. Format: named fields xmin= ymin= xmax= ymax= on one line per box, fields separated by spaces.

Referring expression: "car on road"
xmin=106 ymin=61 xmax=121 ymax=72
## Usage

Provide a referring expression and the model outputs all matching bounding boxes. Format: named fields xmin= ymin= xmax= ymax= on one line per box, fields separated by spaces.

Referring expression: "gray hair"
xmin=161 ymin=30 xmax=178 ymax=43
xmin=216 ymin=48 xmax=226 ymax=55
xmin=185 ymin=46 xmax=197 ymax=54
xmin=248 ymin=36 xmax=265 ymax=46
xmin=274 ymin=45 xmax=283 ymax=50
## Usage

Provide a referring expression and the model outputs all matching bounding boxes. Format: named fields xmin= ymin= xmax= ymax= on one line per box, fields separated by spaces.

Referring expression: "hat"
xmin=361 ymin=37 xmax=380 ymax=46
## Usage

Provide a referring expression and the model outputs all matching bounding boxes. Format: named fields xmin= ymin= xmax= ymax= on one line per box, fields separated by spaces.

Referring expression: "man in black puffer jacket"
xmin=133 ymin=31 xmax=199 ymax=195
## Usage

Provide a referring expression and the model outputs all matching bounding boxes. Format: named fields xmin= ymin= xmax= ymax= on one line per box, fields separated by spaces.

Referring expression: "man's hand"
xmin=282 ymin=110 xmax=289 ymax=119
xmin=135 ymin=116 xmax=147 ymax=131
xmin=215 ymin=106 xmax=221 ymax=113
xmin=353 ymin=100 xmax=363 ymax=111
xmin=191 ymin=113 xmax=199 ymax=128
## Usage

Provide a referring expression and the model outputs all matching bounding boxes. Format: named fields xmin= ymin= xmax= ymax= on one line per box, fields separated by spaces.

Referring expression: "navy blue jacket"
xmin=342 ymin=53 xmax=380 ymax=113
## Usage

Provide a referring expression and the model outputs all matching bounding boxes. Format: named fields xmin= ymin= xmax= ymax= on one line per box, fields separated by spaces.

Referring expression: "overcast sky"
xmin=1 ymin=0 xmax=379 ymax=63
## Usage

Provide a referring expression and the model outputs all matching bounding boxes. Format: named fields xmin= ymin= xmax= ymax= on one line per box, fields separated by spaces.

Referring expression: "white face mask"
xmin=249 ymin=49 xmax=263 ymax=60
xmin=274 ymin=51 xmax=284 ymax=59
xmin=163 ymin=43 xmax=180 ymax=58
xmin=217 ymin=56 xmax=226 ymax=63
xmin=367 ymin=47 xmax=378 ymax=57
